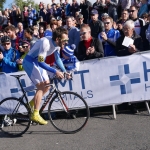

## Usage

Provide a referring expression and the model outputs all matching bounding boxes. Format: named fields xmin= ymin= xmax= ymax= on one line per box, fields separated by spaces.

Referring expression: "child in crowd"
xmin=16 ymin=41 xmax=30 ymax=71
xmin=61 ymin=44 xmax=79 ymax=71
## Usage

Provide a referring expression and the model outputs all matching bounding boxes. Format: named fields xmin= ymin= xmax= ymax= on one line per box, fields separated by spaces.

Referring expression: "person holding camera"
xmin=0 ymin=36 xmax=20 ymax=73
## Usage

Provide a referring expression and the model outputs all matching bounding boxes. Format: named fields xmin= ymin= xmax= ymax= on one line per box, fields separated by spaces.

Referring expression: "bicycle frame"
xmin=15 ymin=77 xmax=69 ymax=115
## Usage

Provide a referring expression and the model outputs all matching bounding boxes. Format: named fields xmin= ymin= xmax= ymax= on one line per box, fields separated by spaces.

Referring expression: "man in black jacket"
xmin=89 ymin=9 xmax=104 ymax=39
xmin=116 ymin=20 xmax=143 ymax=113
xmin=77 ymin=24 xmax=104 ymax=61
xmin=116 ymin=20 xmax=143 ymax=56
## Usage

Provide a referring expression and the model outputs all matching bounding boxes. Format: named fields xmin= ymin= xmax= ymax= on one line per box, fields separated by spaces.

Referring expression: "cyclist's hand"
xmin=56 ymin=71 xmax=64 ymax=79
xmin=65 ymin=72 xmax=72 ymax=80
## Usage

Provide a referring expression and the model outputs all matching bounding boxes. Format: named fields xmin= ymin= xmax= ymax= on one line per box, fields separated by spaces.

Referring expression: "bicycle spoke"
xmin=48 ymin=91 xmax=89 ymax=133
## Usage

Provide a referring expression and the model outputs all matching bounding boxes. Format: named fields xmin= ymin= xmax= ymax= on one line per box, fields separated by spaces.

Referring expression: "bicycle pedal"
xmin=30 ymin=121 xmax=38 ymax=126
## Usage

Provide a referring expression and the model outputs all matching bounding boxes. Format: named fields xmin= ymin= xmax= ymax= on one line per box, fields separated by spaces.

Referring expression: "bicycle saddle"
xmin=10 ymin=74 xmax=25 ymax=78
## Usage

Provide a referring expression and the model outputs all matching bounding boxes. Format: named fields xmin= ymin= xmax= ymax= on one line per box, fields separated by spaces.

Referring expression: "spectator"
xmin=51 ymin=0 xmax=57 ymax=7
xmin=17 ymin=40 xmax=30 ymax=71
xmin=39 ymin=26 xmax=45 ymax=38
xmin=89 ymin=9 xmax=104 ymax=38
xmin=76 ymin=14 xmax=84 ymax=29
xmin=64 ymin=0 xmax=71 ymax=16
xmin=22 ymin=5 xmax=29 ymax=29
xmin=66 ymin=16 xmax=80 ymax=53
xmin=16 ymin=7 xmax=22 ymax=24
xmin=33 ymin=25 xmax=39 ymax=38
xmin=38 ymin=16 xmax=47 ymax=30
xmin=70 ymin=0 xmax=80 ymax=17
xmin=12 ymin=5 xmax=17 ymax=27
xmin=17 ymin=22 xmax=24 ymax=40
xmin=28 ymin=7 xmax=34 ymax=26
xmin=119 ymin=0 xmax=131 ymax=10
xmin=71 ymin=16 xmax=77 ymax=27
xmin=116 ymin=9 xmax=129 ymax=35
xmin=129 ymin=5 xmax=145 ymax=35
xmin=57 ymin=16 xmax=63 ymax=27
xmin=56 ymin=3 xmax=63 ymax=17
xmin=101 ymin=13 xmax=109 ymax=22
xmin=24 ymin=27 xmax=38 ymax=47
xmin=98 ymin=17 xmax=120 ymax=57
xmin=105 ymin=0 xmax=118 ymax=22
xmin=116 ymin=20 xmax=143 ymax=113
xmin=141 ymin=12 xmax=149 ymax=24
xmin=140 ymin=14 xmax=150 ymax=51
xmin=5 ymin=25 xmax=21 ymax=50
xmin=50 ymin=20 xmax=58 ymax=31
xmin=116 ymin=20 xmax=143 ymax=56
xmin=46 ymin=4 xmax=53 ymax=24
xmin=80 ymin=0 xmax=92 ymax=24
xmin=77 ymin=24 xmax=104 ymax=61
xmin=98 ymin=0 xmax=108 ymax=17
xmin=0 ymin=11 xmax=5 ymax=30
xmin=138 ymin=0 xmax=148 ymax=17
xmin=0 ymin=36 xmax=20 ymax=73
xmin=44 ymin=24 xmax=52 ymax=37
xmin=61 ymin=44 xmax=79 ymax=71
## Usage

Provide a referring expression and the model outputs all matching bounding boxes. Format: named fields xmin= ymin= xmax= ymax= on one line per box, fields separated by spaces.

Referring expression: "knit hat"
xmin=62 ymin=44 xmax=76 ymax=57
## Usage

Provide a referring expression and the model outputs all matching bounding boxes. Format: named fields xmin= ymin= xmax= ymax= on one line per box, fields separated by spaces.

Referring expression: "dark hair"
xmin=130 ymin=5 xmax=138 ymax=10
xmin=142 ymin=13 xmax=148 ymax=18
xmin=52 ymin=27 xmax=68 ymax=41
xmin=25 ymin=27 xmax=34 ymax=35
xmin=122 ymin=9 xmax=129 ymax=13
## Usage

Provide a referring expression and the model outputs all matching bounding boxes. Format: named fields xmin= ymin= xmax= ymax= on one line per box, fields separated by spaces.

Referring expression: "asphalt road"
xmin=0 ymin=110 xmax=150 ymax=150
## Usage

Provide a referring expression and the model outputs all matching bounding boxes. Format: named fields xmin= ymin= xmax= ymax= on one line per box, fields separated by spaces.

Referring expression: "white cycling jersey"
xmin=28 ymin=36 xmax=60 ymax=59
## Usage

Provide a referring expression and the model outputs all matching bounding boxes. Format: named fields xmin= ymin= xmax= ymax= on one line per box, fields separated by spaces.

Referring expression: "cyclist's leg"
xmin=23 ymin=60 xmax=50 ymax=125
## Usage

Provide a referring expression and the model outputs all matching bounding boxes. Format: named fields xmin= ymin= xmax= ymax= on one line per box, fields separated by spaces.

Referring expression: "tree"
xmin=0 ymin=0 xmax=6 ymax=10
xmin=14 ymin=0 xmax=39 ymax=11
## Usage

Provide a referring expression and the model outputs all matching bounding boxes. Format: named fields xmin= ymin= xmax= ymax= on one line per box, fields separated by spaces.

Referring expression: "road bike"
xmin=0 ymin=74 xmax=90 ymax=137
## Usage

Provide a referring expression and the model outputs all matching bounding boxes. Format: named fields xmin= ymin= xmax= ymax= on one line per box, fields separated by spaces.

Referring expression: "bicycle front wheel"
xmin=0 ymin=97 xmax=31 ymax=137
xmin=48 ymin=91 xmax=89 ymax=134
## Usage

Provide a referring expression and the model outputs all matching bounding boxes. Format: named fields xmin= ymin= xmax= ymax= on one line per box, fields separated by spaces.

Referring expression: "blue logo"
xmin=10 ymin=79 xmax=35 ymax=96
xmin=109 ymin=64 xmax=141 ymax=94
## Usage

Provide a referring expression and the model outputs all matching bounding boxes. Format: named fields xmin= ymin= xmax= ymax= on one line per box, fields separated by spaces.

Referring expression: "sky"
xmin=4 ymin=0 xmax=93 ymax=9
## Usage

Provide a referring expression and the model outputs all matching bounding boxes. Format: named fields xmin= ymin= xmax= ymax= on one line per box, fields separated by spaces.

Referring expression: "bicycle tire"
xmin=0 ymin=97 xmax=31 ymax=137
xmin=48 ymin=91 xmax=89 ymax=134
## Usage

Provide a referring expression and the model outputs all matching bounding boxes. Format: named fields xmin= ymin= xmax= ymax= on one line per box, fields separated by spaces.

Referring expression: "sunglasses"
xmin=129 ymin=10 xmax=136 ymax=13
xmin=22 ymin=46 xmax=28 ymax=48
xmin=80 ymin=32 xmax=86 ymax=36
xmin=104 ymin=22 xmax=110 ymax=25
xmin=0 ymin=35 xmax=4 ymax=37
xmin=2 ymin=42 xmax=10 ymax=46
xmin=60 ymin=39 xmax=69 ymax=42
xmin=78 ymin=18 xmax=83 ymax=20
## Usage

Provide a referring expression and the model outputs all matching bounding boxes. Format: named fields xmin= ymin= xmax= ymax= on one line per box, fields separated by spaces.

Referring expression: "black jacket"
xmin=140 ymin=24 xmax=150 ymax=51
xmin=116 ymin=32 xmax=143 ymax=56
xmin=89 ymin=20 xmax=104 ymax=38
xmin=77 ymin=37 xmax=104 ymax=61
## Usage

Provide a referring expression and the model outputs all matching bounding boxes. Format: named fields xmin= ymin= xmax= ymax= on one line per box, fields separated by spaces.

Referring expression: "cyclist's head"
xmin=52 ymin=27 xmax=68 ymax=50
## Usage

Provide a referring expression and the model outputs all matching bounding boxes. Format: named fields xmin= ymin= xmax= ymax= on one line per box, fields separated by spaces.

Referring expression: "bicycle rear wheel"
xmin=48 ymin=91 xmax=89 ymax=134
xmin=0 ymin=97 xmax=31 ymax=137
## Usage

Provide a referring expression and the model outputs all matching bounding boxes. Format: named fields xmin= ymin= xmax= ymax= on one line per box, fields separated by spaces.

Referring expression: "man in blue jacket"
xmin=0 ymin=36 xmax=20 ymax=73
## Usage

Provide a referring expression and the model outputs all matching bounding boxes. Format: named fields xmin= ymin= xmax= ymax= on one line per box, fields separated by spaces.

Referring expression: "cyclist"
xmin=23 ymin=27 xmax=70 ymax=125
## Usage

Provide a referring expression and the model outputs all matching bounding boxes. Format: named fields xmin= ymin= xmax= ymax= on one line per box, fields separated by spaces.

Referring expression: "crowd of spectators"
xmin=0 ymin=0 xmax=150 ymax=112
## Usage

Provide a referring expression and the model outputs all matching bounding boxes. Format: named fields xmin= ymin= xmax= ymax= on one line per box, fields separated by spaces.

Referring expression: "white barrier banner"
xmin=1 ymin=51 xmax=150 ymax=109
